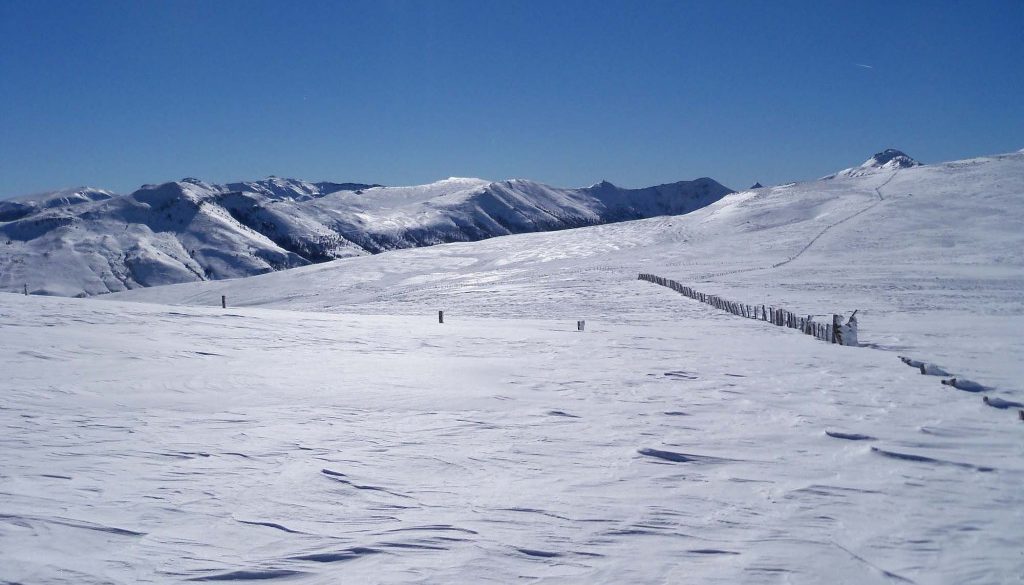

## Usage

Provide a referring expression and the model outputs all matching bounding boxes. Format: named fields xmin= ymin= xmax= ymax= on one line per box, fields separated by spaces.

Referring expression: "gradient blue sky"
xmin=1 ymin=0 xmax=1022 ymax=197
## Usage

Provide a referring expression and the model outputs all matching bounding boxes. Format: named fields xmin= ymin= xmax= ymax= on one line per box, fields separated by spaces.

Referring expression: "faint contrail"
xmin=855 ymin=63 xmax=874 ymax=69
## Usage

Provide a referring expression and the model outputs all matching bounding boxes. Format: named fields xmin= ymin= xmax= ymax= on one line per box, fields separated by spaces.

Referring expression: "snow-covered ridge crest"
xmin=0 ymin=174 xmax=732 ymax=297
xmin=0 ymin=187 xmax=117 ymax=222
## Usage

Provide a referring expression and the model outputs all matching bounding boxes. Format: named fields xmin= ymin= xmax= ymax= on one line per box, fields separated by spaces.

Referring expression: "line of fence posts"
xmin=637 ymin=273 xmax=857 ymax=346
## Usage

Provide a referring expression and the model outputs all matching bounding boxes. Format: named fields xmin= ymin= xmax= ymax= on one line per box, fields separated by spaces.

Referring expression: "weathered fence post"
xmin=439 ymin=310 xmax=444 ymax=324
xmin=832 ymin=314 xmax=843 ymax=345
xmin=221 ymin=295 xmax=226 ymax=309
xmin=578 ymin=320 xmax=585 ymax=332
xmin=840 ymin=311 xmax=858 ymax=346
xmin=23 ymin=284 xmax=28 ymax=296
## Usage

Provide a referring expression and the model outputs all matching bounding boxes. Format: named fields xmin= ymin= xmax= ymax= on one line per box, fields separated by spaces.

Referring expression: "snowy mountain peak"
xmin=863 ymin=149 xmax=920 ymax=170
xmin=434 ymin=177 xmax=491 ymax=189
xmin=750 ymin=182 xmax=764 ymax=189
xmin=827 ymin=148 xmax=922 ymax=179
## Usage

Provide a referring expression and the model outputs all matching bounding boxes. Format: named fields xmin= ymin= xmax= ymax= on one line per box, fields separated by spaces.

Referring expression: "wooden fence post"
xmin=439 ymin=310 xmax=444 ymax=324
xmin=221 ymin=295 xmax=226 ymax=309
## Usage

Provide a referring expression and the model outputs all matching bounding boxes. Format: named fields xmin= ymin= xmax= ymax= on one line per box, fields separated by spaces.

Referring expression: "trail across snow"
xmin=111 ymin=151 xmax=1024 ymax=391
xmin=2 ymin=150 xmax=1023 ymax=583
xmin=770 ymin=172 xmax=895 ymax=270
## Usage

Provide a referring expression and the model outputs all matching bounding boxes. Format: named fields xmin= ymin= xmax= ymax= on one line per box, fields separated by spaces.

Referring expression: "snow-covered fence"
xmin=637 ymin=273 xmax=858 ymax=346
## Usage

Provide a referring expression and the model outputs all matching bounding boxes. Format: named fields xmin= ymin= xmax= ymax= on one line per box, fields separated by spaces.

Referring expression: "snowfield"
xmin=2 ymin=150 xmax=1023 ymax=583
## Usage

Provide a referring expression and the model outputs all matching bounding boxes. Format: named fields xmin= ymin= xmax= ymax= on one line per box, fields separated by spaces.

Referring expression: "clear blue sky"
xmin=1 ymin=0 xmax=1021 ymax=197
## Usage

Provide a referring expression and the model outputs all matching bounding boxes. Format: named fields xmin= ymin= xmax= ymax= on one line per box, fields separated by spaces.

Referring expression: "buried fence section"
xmin=637 ymin=273 xmax=857 ymax=346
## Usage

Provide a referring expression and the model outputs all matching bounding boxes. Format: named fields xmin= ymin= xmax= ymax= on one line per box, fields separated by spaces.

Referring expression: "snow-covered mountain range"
xmin=3 ymin=148 xmax=1021 ymax=583
xmin=0 ymin=176 xmax=732 ymax=297
xmin=0 ymin=187 xmax=118 ymax=221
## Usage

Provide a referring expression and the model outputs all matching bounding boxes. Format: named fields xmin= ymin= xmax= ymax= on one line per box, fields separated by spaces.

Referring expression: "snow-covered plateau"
xmin=2 ymin=150 xmax=1023 ymax=583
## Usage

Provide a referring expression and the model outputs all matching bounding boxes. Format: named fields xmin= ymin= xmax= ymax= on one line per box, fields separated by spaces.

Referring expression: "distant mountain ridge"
xmin=0 ymin=187 xmax=117 ymax=222
xmin=0 ymin=174 xmax=732 ymax=296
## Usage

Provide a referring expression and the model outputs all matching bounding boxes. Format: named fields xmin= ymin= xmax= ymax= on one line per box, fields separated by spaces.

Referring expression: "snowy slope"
xmin=112 ymin=149 xmax=1024 ymax=389
xmin=3 ymin=149 xmax=1023 ymax=583
xmin=3 ymin=270 xmax=1022 ymax=583
xmin=0 ymin=176 xmax=731 ymax=297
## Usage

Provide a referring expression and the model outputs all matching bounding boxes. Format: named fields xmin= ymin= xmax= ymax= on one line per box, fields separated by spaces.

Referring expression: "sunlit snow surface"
xmin=3 ymin=151 xmax=1024 ymax=583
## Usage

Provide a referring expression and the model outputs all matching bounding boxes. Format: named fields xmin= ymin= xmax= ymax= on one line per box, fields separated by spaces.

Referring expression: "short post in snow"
xmin=438 ymin=310 xmax=444 ymax=324
xmin=221 ymin=295 xmax=226 ymax=309
xmin=577 ymin=320 xmax=585 ymax=332
xmin=23 ymin=284 xmax=28 ymax=296
xmin=832 ymin=314 xmax=843 ymax=345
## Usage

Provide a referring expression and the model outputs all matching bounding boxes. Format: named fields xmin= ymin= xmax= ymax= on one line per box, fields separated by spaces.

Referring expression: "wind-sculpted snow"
xmin=2 ymin=294 xmax=1022 ymax=583
xmin=0 ymin=175 xmax=731 ymax=297
xmin=4 ymin=149 xmax=1023 ymax=582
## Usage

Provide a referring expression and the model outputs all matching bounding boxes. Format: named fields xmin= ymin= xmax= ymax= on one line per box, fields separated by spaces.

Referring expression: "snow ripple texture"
xmin=2 ymin=150 xmax=1023 ymax=583
xmin=2 ymin=291 xmax=1021 ymax=583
